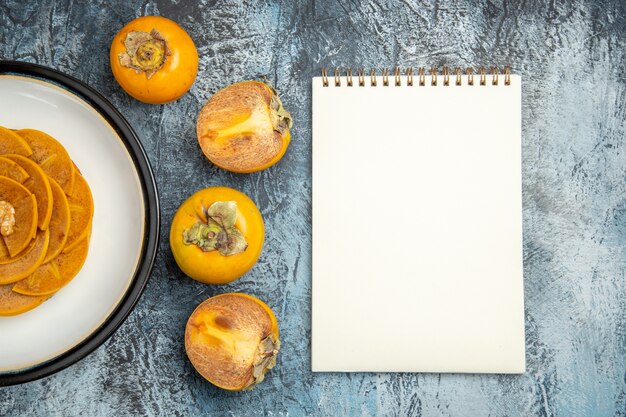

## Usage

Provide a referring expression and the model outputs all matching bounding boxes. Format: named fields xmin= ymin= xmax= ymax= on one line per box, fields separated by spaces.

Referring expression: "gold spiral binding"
xmin=321 ymin=67 xmax=329 ymax=87
xmin=320 ymin=67 xmax=512 ymax=87
xmin=418 ymin=67 xmax=426 ymax=86
xmin=490 ymin=66 xmax=498 ymax=85
xmin=478 ymin=67 xmax=487 ymax=86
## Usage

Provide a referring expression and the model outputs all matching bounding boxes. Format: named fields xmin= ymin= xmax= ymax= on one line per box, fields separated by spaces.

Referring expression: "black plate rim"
xmin=0 ymin=60 xmax=160 ymax=386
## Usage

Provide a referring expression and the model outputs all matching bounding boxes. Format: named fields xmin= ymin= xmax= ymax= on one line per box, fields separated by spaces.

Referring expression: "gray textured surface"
xmin=1 ymin=0 xmax=625 ymax=415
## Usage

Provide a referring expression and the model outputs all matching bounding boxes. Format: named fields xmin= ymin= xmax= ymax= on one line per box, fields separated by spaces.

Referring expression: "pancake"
xmin=13 ymin=237 xmax=89 ymax=296
xmin=0 ymin=126 xmax=33 ymax=157
xmin=43 ymin=178 xmax=70 ymax=263
xmin=3 ymin=154 xmax=53 ymax=231
xmin=63 ymin=173 xmax=94 ymax=253
xmin=0 ymin=230 xmax=49 ymax=285
xmin=0 ymin=156 xmax=29 ymax=183
xmin=0 ymin=177 xmax=38 ymax=257
xmin=0 ymin=236 xmax=36 ymax=265
xmin=0 ymin=284 xmax=47 ymax=316
xmin=14 ymin=129 xmax=75 ymax=195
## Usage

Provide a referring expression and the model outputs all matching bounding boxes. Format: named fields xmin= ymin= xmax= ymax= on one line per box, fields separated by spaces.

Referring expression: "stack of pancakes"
xmin=0 ymin=127 xmax=93 ymax=316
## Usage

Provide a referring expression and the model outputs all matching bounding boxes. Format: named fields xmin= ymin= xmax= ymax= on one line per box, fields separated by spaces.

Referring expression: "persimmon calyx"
xmin=244 ymin=335 xmax=281 ymax=391
xmin=269 ymin=92 xmax=293 ymax=135
xmin=118 ymin=29 xmax=171 ymax=79
xmin=0 ymin=201 xmax=15 ymax=236
xmin=182 ymin=201 xmax=247 ymax=256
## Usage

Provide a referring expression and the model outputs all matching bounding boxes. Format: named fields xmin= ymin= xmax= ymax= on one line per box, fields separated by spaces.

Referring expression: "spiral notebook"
xmin=311 ymin=67 xmax=525 ymax=373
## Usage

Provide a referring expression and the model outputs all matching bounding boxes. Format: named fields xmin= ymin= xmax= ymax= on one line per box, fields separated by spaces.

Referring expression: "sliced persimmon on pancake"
xmin=0 ymin=229 xmax=49 ymax=285
xmin=3 ymin=155 xmax=53 ymax=231
xmin=0 ymin=126 xmax=33 ymax=157
xmin=0 ymin=235 xmax=37 ymax=265
xmin=14 ymin=129 xmax=75 ymax=195
xmin=0 ymin=156 xmax=29 ymax=184
xmin=63 ymin=173 xmax=93 ymax=253
xmin=13 ymin=238 xmax=89 ymax=296
xmin=0 ymin=177 xmax=38 ymax=257
xmin=43 ymin=178 xmax=70 ymax=263
xmin=0 ymin=284 xmax=47 ymax=316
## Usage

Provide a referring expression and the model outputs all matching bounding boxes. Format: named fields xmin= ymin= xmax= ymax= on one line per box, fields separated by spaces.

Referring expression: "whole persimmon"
xmin=169 ymin=187 xmax=264 ymax=284
xmin=185 ymin=293 xmax=280 ymax=391
xmin=196 ymin=81 xmax=293 ymax=173
xmin=110 ymin=16 xmax=198 ymax=104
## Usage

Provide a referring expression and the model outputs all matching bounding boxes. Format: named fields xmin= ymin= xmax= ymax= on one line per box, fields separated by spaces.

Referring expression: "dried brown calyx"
xmin=269 ymin=89 xmax=293 ymax=135
xmin=0 ymin=201 xmax=16 ymax=237
xmin=244 ymin=335 xmax=281 ymax=390
xmin=182 ymin=201 xmax=247 ymax=256
xmin=118 ymin=29 xmax=171 ymax=79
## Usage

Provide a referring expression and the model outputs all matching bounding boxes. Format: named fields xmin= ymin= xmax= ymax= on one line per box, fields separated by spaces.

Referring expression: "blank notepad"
xmin=311 ymin=69 xmax=525 ymax=373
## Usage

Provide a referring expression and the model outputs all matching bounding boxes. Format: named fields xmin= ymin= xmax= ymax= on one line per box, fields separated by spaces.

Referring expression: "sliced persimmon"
xmin=63 ymin=173 xmax=94 ymax=253
xmin=14 ymin=129 xmax=75 ymax=195
xmin=0 ymin=236 xmax=36 ymax=265
xmin=0 ymin=126 xmax=33 ymax=157
xmin=0 ymin=177 xmax=38 ymax=257
xmin=43 ymin=178 xmax=70 ymax=263
xmin=13 ymin=238 xmax=89 ymax=296
xmin=3 ymin=155 xmax=53 ymax=231
xmin=0 ymin=284 xmax=47 ymax=316
xmin=0 ymin=156 xmax=29 ymax=183
xmin=0 ymin=230 xmax=49 ymax=285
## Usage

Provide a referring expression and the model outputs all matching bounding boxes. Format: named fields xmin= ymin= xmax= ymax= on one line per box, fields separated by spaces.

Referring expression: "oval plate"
xmin=0 ymin=61 xmax=159 ymax=386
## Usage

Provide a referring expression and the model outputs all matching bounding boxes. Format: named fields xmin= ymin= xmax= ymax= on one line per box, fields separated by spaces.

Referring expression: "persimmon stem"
xmin=118 ymin=29 xmax=171 ymax=79
xmin=182 ymin=201 xmax=247 ymax=256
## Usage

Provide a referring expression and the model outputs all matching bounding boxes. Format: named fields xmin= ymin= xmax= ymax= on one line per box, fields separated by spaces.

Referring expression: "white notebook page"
xmin=311 ymin=74 xmax=524 ymax=373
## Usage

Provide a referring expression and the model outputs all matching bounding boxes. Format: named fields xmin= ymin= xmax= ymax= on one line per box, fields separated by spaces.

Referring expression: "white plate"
xmin=0 ymin=62 xmax=158 ymax=385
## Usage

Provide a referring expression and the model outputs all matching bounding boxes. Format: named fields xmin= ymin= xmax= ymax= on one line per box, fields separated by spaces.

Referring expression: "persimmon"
xmin=0 ymin=126 xmax=32 ymax=157
xmin=185 ymin=293 xmax=280 ymax=391
xmin=0 ymin=230 xmax=49 ymax=285
xmin=16 ymin=129 xmax=76 ymax=195
xmin=63 ymin=173 xmax=94 ymax=254
xmin=42 ymin=178 xmax=70 ymax=263
xmin=110 ymin=16 xmax=198 ymax=104
xmin=170 ymin=187 xmax=264 ymax=284
xmin=196 ymin=81 xmax=293 ymax=173
xmin=0 ymin=157 xmax=29 ymax=184
xmin=0 ymin=177 xmax=38 ymax=257
xmin=3 ymin=155 xmax=53 ymax=231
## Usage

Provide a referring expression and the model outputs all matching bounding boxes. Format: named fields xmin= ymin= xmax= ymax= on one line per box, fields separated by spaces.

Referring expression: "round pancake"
xmin=0 ymin=236 xmax=36 ymax=265
xmin=0 ymin=177 xmax=38 ymax=257
xmin=63 ymin=173 xmax=94 ymax=253
xmin=0 ymin=126 xmax=33 ymax=157
xmin=0 ymin=230 xmax=49 ymax=285
xmin=3 ymin=154 xmax=53 ymax=231
xmin=43 ymin=178 xmax=70 ymax=263
xmin=14 ymin=129 xmax=75 ymax=195
xmin=0 ymin=284 xmax=47 ymax=316
xmin=0 ymin=156 xmax=29 ymax=184
xmin=13 ymin=237 xmax=89 ymax=296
